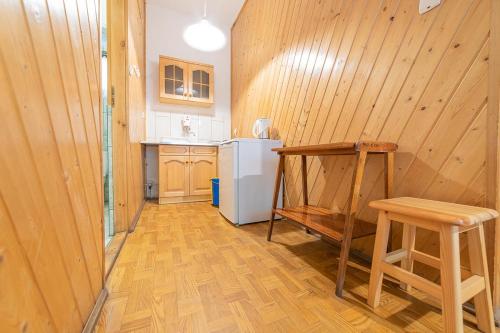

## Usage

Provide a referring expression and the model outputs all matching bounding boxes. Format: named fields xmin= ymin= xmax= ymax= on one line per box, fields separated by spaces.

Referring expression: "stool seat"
xmin=369 ymin=197 xmax=498 ymax=226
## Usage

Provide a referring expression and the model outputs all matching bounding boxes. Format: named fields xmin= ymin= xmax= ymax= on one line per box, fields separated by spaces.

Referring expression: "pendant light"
xmin=183 ymin=0 xmax=226 ymax=52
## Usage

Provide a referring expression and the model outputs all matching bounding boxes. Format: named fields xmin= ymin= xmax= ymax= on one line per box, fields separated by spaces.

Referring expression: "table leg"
xmin=301 ymin=155 xmax=311 ymax=234
xmin=267 ymin=155 xmax=285 ymax=241
xmin=384 ymin=152 xmax=394 ymax=252
xmin=336 ymin=150 xmax=367 ymax=297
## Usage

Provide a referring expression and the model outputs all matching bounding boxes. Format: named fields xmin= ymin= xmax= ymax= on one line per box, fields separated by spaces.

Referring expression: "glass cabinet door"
xmin=159 ymin=57 xmax=187 ymax=102
xmin=188 ymin=64 xmax=214 ymax=104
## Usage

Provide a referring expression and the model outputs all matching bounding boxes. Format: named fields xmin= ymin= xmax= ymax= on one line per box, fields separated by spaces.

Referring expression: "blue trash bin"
xmin=211 ymin=178 xmax=219 ymax=207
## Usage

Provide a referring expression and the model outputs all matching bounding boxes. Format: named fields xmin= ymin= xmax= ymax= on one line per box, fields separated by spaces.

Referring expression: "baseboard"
xmin=104 ymin=232 xmax=127 ymax=280
xmin=82 ymin=287 xmax=108 ymax=333
xmin=159 ymin=195 xmax=211 ymax=204
xmin=128 ymin=200 xmax=146 ymax=232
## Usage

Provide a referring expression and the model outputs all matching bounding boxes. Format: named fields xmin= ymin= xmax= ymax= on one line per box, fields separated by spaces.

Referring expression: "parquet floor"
xmin=95 ymin=202 xmax=482 ymax=332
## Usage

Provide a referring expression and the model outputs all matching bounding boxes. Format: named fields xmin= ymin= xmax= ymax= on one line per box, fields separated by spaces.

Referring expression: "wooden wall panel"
xmin=109 ymin=0 xmax=145 ymax=233
xmin=109 ymin=0 xmax=129 ymax=232
xmin=126 ymin=0 xmax=146 ymax=228
xmin=0 ymin=0 xmax=103 ymax=331
xmin=232 ymin=0 xmax=491 ymax=277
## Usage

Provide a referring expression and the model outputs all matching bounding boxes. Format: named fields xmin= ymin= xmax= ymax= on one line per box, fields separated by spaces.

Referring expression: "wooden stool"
xmin=367 ymin=197 xmax=497 ymax=333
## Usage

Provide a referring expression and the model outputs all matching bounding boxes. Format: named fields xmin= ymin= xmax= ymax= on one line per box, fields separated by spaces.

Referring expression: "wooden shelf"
xmin=271 ymin=141 xmax=398 ymax=156
xmin=274 ymin=205 xmax=377 ymax=242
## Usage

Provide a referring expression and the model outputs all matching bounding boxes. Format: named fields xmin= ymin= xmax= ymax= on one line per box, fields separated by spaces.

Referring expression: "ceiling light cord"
xmin=203 ymin=0 xmax=207 ymax=19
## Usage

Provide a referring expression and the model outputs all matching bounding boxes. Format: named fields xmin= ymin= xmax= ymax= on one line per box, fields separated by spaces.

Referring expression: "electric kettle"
xmin=252 ymin=118 xmax=270 ymax=139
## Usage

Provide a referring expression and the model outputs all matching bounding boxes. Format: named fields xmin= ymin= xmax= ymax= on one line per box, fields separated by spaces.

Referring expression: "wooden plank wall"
xmin=488 ymin=0 xmax=500 ymax=319
xmin=110 ymin=0 xmax=145 ymax=232
xmin=232 ymin=0 xmax=491 ymax=277
xmin=0 ymin=0 xmax=103 ymax=331
xmin=126 ymin=0 xmax=146 ymax=229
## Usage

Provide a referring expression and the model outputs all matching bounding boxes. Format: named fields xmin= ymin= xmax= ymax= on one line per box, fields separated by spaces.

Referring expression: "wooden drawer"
xmin=159 ymin=145 xmax=189 ymax=156
xmin=190 ymin=146 xmax=217 ymax=155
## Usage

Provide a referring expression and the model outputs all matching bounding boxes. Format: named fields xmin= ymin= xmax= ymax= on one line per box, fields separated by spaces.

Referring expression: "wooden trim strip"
xmin=128 ymin=199 xmax=145 ymax=232
xmin=82 ymin=287 xmax=108 ymax=333
xmin=386 ymin=212 xmax=441 ymax=232
xmin=159 ymin=54 xmax=214 ymax=69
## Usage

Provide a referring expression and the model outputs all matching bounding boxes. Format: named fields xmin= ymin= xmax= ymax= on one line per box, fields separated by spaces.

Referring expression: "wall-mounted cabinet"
xmin=159 ymin=56 xmax=214 ymax=107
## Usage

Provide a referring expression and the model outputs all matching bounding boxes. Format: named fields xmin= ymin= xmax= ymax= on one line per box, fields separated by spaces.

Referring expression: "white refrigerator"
xmin=218 ymin=138 xmax=283 ymax=225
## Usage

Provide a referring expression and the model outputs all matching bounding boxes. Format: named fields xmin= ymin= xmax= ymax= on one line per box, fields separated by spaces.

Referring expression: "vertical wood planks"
xmin=231 ymin=0 xmax=492 ymax=281
xmin=110 ymin=0 xmax=145 ymax=233
xmin=0 ymin=0 xmax=103 ymax=331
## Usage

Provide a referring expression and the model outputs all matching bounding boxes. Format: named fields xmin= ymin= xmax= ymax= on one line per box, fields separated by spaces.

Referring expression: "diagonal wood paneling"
xmin=232 ymin=0 xmax=491 ymax=274
xmin=0 ymin=0 xmax=103 ymax=331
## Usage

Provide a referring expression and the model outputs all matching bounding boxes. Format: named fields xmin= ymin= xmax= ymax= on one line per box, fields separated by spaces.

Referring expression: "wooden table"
xmin=266 ymin=141 xmax=398 ymax=297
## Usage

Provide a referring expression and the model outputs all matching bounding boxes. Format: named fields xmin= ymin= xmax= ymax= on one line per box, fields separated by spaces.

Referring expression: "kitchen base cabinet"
xmin=158 ymin=145 xmax=217 ymax=204
xmin=158 ymin=155 xmax=189 ymax=198
xmin=190 ymin=156 xmax=217 ymax=196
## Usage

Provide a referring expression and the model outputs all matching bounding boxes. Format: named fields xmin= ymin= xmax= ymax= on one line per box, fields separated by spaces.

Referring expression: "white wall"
xmin=146 ymin=3 xmax=231 ymax=142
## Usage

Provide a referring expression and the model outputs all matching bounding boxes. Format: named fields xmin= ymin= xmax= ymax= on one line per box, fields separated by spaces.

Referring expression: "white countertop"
xmin=141 ymin=139 xmax=220 ymax=147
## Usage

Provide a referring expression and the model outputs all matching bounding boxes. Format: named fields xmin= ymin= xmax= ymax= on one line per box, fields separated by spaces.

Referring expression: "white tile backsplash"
xmin=198 ymin=116 xmax=212 ymax=141
xmin=211 ymin=119 xmax=224 ymax=141
xmin=148 ymin=110 xmax=228 ymax=142
xmin=155 ymin=113 xmax=171 ymax=139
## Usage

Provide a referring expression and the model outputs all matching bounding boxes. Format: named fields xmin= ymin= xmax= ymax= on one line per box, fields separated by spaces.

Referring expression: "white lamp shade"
xmin=183 ymin=19 xmax=226 ymax=52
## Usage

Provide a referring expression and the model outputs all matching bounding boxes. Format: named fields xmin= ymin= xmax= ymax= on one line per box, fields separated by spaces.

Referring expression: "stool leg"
xmin=467 ymin=224 xmax=495 ymax=332
xmin=440 ymin=225 xmax=463 ymax=333
xmin=367 ymin=211 xmax=392 ymax=308
xmin=400 ymin=224 xmax=416 ymax=292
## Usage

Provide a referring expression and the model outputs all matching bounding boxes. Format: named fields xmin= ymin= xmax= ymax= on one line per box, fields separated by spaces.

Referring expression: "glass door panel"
xmin=101 ymin=0 xmax=114 ymax=247
xmin=159 ymin=57 xmax=187 ymax=102
xmin=188 ymin=64 xmax=213 ymax=104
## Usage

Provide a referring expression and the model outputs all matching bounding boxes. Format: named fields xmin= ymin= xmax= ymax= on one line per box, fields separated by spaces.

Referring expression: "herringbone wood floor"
xmin=95 ymin=202 xmax=481 ymax=332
